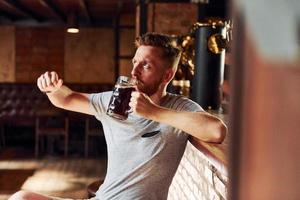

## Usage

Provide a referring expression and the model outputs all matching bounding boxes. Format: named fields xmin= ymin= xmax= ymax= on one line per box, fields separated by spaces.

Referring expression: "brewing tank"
xmin=191 ymin=22 xmax=227 ymax=110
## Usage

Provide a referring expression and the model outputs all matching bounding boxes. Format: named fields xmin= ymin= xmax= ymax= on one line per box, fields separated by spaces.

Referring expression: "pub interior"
xmin=0 ymin=0 xmax=299 ymax=200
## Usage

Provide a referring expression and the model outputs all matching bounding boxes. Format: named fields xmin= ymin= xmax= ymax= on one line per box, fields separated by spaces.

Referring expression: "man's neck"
xmin=150 ymin=89 xmax=167 ymax=105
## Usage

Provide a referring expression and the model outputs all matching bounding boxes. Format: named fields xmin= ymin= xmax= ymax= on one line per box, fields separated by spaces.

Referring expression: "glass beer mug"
xmin=106 ymin=76 xmax=136 ymax=120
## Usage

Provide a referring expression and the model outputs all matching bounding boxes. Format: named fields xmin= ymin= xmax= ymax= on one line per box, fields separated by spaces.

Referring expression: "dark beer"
xmin=106 ymin=85 xmax=135 ymax=120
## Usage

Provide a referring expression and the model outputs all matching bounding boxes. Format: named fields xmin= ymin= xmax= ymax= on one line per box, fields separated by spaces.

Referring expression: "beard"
xmin=136 ymin=78 xmax=163 ymax=96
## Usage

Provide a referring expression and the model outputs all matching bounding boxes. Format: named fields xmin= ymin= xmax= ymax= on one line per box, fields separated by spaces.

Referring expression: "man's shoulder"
xmin=165 ymin=93 xmax=202 ymax=111
xmin=89 ymin=91 xmax=113 ymax=104
xmin=166 ymin=93 xmax=197 ymax=104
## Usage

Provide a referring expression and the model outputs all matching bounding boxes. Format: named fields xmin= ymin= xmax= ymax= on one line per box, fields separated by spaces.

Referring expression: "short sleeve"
xmin=89 ymin=91 xmax=112 ymax=119
xmin=166 ymin=94 xmax=204 ymax=113
xmin=178 ymin=97 xmax=204 ymax=112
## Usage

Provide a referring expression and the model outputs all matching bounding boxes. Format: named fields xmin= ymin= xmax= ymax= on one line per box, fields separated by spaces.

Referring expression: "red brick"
xmin=147 ymin=3 xmax=197 ymax=35
xmin=15 ymin=27 xmax=64 ymax=82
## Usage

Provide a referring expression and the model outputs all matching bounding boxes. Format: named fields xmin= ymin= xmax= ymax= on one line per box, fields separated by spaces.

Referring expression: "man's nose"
xmin=131 ymin=65 xmax=140 ymax=77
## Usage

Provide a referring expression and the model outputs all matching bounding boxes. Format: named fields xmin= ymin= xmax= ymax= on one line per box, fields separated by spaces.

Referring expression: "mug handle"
xmin=126 ymin=106 xmax=133 ymax=114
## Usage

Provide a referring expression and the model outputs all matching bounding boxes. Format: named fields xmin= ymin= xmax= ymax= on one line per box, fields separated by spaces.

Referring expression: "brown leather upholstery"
xmin=0 ymin=83 xmax=112 ymax=122
xmin=0 ymin=83 xmax=50 ymax=126
xmin=0 ymin=83 xmax=113 ymax=150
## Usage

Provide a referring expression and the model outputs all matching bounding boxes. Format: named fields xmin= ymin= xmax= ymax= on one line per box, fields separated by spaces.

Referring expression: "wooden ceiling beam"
xmin=0 ymin=9 xmax=17 ymax=21
xmin=3 ymin=0 xmax=45 ymax=21
xmin=1 ymin=0 xmax=30 ymax=17
xmin=39 ymin=0 xmax=66 ymax=23
xmin=78 ymin=0 xmax=91 ymax=24
xmin=141 ymin=0 xmax=209 ymax=3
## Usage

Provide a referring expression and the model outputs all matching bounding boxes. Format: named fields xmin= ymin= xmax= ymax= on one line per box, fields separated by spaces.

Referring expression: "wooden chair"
xmin=85 ymin=117 xmax=104 ymax=157
xmin=35 ymin=109 xmax=69 ymax=157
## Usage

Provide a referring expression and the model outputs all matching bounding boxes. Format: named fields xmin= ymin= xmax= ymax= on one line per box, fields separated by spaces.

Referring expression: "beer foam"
xmin=115 ymin=84 xmax=135 ymax=89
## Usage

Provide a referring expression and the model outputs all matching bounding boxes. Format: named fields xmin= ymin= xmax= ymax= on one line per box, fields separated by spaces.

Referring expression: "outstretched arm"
xmin=130 ymin=92 xmax=227 ymax=143
xmin=37 ymin=71 xmax=92 ymax=115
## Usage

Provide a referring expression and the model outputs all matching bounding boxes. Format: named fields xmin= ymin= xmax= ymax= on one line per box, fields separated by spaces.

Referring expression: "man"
xmin=9 ymin=33 xmax=227 ymax=200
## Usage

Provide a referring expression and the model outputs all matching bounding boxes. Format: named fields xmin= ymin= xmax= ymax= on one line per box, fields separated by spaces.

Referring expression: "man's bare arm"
xmin=151 ymin=108 xmax=226 ymax=143
xmin=130 ymin=92 xmax=227 ymax=143
xmin=37 ymin=71 xmax=92 ymax=115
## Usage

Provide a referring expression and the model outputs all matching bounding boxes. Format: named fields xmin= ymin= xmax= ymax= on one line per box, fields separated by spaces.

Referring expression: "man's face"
xmin=131 ymin=45 xmax=170 ymax=96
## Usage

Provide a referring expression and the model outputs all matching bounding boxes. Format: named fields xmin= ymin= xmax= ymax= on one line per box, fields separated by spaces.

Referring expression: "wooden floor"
xmin=0 ymin=148 xmax=107 ymax=200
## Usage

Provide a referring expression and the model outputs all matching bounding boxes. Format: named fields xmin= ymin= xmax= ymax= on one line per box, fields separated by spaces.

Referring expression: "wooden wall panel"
xmin=15 ymin=27 xmax=65 ymax=82
xmin=0 ymin=26 xmax=15 ymax=82
xmin=147 ymin=3 xmax=198 ymax=35
xmin=64 ymin=28 xmax=115 ymax=83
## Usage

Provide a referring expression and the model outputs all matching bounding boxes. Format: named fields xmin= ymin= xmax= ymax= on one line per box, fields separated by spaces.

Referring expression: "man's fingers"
xmin=37 ymin=77 xmax=44 ymax=91
xmin=129 ymin=101 xmax=134 ymax=109
xmin=130 ymin=96 xmax=137 ymax=104
xmin=44 ymin=74 xmax=52 ymax=87
xmin=50 ymin=71 xmax=57 ymax=83
xmin=41 ymin=76 xmax=47 ymax=89
xmin=131 ymin=91 xmax=139 ymax=97
xmin=131 ymin=91 xmax=145 ymax=99
xmin=56 ymin=79 xmax=63 ymax=88
xmin=37 ymin=71 xmax=62 ymax=93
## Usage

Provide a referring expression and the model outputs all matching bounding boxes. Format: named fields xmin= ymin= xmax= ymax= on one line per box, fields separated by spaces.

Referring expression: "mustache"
xmin=133 ymin=79 xmax=145 ymax=92
xmin=131 ymin=77 xmax=143 ymax=86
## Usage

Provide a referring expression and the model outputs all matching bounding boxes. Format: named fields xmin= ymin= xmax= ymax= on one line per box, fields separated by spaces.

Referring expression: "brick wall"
xmin=64 ymin=28 xmax=115 ymax=83
xmin=168 ymin=142 xmax=228 ymax=200
xmin=15 ymin=27 xmax=65 ymax=82
xmin=147 ymin=3 xmax=198 ymax=35
xmin=0 ymin=26 xmax=122 ymax=83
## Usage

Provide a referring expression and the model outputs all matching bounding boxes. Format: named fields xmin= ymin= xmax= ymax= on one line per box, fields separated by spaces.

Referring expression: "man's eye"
xmin=143 ymin=63 xmax=150 ymax=69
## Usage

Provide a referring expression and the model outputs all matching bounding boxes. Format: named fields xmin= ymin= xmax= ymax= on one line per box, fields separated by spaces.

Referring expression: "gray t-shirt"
xmin=89 ymin=92 xmax=203 ymax=200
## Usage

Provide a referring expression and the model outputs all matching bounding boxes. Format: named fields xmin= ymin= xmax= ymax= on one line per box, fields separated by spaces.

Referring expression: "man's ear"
xmin=163 ymin=68 xmax=175 ymax=84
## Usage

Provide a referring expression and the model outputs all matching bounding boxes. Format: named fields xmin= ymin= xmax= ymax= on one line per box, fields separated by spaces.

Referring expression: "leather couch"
xmin=0 ymin=83 xmax=113 ymax=144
